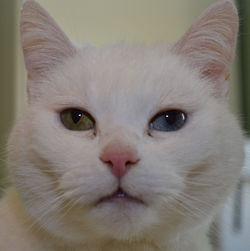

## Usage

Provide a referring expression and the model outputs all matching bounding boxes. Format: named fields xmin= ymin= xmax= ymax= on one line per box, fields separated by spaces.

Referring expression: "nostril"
xmin=125 ymin=160 xmax=131 ymax=166
xmin=105 ymin=160 xmax=113 ymax=167
xmin=125 ymin=159 xmax=139 ymax=166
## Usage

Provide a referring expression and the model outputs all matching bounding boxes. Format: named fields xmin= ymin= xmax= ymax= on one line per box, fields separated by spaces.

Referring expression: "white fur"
xmin=0 ymin=0 xmax=244 ymax=250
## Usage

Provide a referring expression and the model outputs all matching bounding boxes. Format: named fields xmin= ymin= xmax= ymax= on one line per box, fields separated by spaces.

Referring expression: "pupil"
xmin=165 ymin=111 xmax=177 ymax=125
xmin=71 ymin=110 xmax=82 ymax=124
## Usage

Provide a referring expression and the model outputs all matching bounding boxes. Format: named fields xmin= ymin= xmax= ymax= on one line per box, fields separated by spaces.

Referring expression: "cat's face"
xmin=8 ymin=0 xmax=244 ymax=244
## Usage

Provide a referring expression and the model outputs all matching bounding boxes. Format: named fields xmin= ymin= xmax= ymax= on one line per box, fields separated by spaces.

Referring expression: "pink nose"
xmin=101 ymin=148 xmax=138 ymax=178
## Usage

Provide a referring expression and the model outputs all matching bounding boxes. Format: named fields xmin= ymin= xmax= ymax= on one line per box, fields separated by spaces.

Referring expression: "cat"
xmin=0 ymin=0 xmax=244 ymax=250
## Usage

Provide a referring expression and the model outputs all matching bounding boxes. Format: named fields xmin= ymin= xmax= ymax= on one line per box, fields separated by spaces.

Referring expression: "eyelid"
xmin=54 ymin=104 xmax=93 ymax=117
xmin=56 ymin=106 xmax=91 ymax=116
xmin=50 ymin=96 xmax=90 ymax=112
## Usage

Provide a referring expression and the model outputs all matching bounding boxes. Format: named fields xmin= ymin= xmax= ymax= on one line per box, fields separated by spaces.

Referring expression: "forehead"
xmin=45 ymin=44 xmax=211 ymax=119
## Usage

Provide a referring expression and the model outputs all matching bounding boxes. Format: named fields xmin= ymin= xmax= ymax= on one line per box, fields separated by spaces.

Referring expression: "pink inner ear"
xmin=202 ymin=62 xmax=228 ymax=82
xmin=172 ymin=1 xmax=238 ymax=89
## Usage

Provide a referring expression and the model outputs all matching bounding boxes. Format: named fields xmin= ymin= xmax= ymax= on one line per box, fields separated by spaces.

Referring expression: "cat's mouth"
xmin=97 ymin=188 xmax=144 ymax=205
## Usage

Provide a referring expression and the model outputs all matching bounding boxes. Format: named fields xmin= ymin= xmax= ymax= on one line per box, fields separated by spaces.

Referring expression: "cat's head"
xmin=8 ymin=0 xmax=244 ymax=245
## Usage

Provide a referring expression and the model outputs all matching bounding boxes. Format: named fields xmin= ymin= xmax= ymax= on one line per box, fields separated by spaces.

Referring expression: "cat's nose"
xmin=100 ymin=147 xmax=139 ymax=178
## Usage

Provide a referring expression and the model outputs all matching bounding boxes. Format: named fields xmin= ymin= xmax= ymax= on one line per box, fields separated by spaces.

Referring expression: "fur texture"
xmin=0 ymin=0 xmax=244 ymax=250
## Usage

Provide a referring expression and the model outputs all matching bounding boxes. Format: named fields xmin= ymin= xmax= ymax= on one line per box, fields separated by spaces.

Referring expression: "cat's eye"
xmin=60 ymin=109 xmax=95 ymax=131
xmin=149 ymin=110 xmax=187 ymax=132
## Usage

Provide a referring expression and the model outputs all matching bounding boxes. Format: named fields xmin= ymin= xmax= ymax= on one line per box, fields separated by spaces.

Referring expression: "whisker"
xmin=27 ymin=191 xmax=65 ymax=231
xmin=174 ymin=193 xmax=209 ymax=218
xmin=171 ymin=196 xmax=201 ymax=218
xmin=179 ymin=192 xmax=212 ymax=209
xmin=184 ymin=179 xmax=213 ymax=187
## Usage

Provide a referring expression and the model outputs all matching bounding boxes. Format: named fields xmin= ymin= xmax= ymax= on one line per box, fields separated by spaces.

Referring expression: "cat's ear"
xmin=172 ymin=1 xmax=238 ymax=97
xmin=21 ymin=0 xmax=76 ymax=81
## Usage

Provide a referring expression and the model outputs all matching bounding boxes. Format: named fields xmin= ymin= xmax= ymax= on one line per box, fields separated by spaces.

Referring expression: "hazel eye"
xmin=60 ymin=109 xmax=95 ymax=131
xmin=149 ymin=110 xmax=187 ymax=132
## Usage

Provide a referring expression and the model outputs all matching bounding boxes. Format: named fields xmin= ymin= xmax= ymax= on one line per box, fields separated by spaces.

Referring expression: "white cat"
xmin=0 ymin=0 xmax=244 ymax=250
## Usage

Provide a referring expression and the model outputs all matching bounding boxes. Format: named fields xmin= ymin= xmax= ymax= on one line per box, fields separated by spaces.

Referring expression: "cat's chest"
xmin=52 ymin=241 xmax=161 ymax=251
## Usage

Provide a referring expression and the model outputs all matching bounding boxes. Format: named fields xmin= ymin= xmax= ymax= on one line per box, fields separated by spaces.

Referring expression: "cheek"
xmin=30 ymin=110 xmax=97 ymax=167
xmin=29 ymin=112 xmax=119 ymax=203
xmin=58 ymin=165 xmax=117 ymax=205
xmin=149 ymin=110 xmax=219 ymax=172
xmin=124 ymin=147 xmax=186 ymax=207
xmin=124 ymin=119 xmax=217 ymax=207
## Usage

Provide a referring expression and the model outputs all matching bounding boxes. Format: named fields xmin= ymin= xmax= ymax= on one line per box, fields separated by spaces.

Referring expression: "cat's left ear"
xmin=172 ymin=1 xmax=238 ymax=98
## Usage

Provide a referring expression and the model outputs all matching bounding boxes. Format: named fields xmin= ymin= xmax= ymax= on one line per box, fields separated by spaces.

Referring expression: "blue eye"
xmin=149 ymin=110 xmax=187 ymax=132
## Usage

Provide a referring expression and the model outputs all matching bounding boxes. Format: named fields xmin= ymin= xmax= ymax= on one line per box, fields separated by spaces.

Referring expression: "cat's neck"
xmin=0 ymin=188 xmax=56 ymax=250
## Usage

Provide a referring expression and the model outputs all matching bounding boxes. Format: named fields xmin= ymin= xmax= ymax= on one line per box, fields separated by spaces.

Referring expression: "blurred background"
xmin=0 ymin=0 xmax=249 ymax=250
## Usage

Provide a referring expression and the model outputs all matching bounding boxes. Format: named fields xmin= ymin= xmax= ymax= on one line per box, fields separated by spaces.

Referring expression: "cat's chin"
xmin=89 ymin=200 xmax=155 ymax=241
xmin=84 ymin=187 xmax=155 ymax=239
xmin=91 ymin=187 xmax=148 ymax=224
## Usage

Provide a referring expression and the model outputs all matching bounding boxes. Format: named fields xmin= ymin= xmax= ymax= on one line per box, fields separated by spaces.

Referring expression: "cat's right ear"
xmin=21 ymin=0 xmax=76 ymax=82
